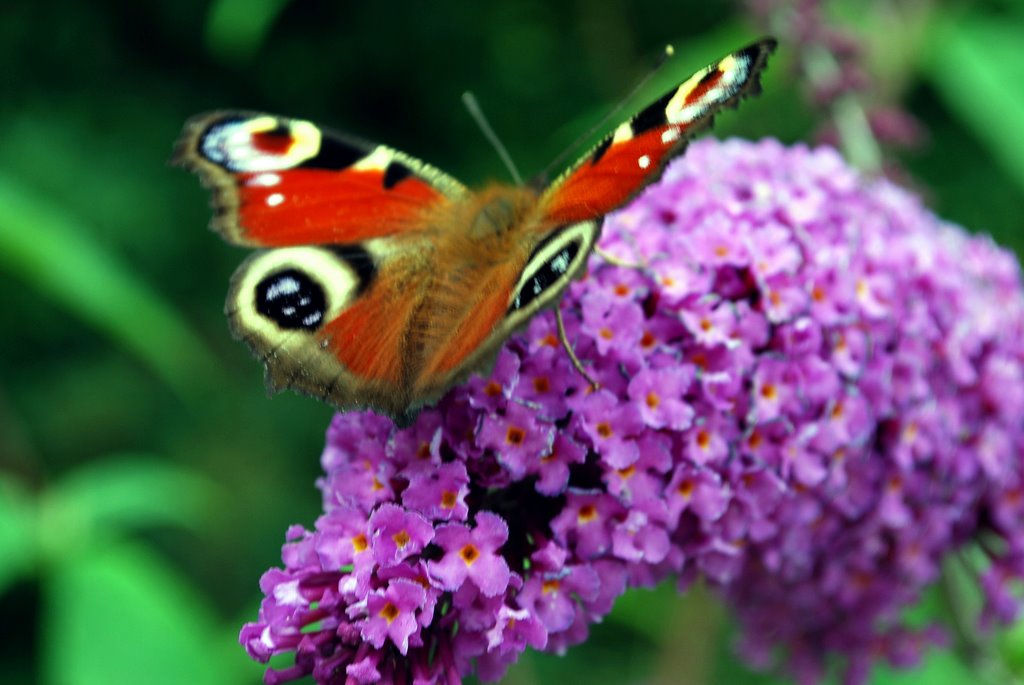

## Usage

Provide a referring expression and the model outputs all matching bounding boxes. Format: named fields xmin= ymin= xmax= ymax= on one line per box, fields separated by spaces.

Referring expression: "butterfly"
xmin=174 ymin=38 xmax=776 ymax=423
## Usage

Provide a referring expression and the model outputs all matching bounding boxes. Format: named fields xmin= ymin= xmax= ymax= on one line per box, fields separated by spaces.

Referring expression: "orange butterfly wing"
xmin=540 ymin=39 xmax=776 ymax=224
xmin=174 ymin=112 xmax=468 ymax=246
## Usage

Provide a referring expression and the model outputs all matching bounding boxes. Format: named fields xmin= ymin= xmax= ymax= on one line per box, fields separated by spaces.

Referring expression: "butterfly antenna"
xmin=462 ymin=91 xmax=523 ymax=185
xmin=539 ymin=44 xmax=675 ymax=183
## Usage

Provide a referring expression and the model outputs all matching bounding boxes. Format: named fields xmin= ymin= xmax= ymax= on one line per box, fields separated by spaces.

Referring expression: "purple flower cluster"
xmin=242 ymin=138 xmax=1024 ymax=685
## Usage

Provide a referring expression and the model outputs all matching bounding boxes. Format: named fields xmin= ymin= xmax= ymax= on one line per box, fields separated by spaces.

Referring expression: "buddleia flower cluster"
xmin=241 ymin=138 xmax=1024 ymax=685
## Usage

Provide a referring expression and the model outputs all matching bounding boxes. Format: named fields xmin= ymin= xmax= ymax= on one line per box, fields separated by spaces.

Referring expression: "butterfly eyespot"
xmin=250 ymin=124 xmax=294 ymax=155
xmin=228 ymin=246 xmax=363 ymax=350
xmin=511 ymin=243 xmax=579 ymax=312
xmin=199 ymin=116 xmax=323 ymax=173
xmin=255 ymin=269 xmax=328 ymax=331
xmin=509 ymin=220 xmax=600 ymax=315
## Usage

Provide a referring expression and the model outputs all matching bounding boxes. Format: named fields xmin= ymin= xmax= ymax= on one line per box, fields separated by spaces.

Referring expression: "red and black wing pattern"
xmin=540 ymin=39 xmax=776 ymax=225
xmin=173 ymin=112 xmax=469 ymax=247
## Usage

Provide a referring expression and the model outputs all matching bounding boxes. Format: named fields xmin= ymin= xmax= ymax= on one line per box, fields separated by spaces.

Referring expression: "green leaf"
xmin=41 ymin=541 xmax=247 ymax=685
xmin=0 ymin=474 xmax=35 ymax=595
xmin=1001 ymin=615 xmax=1024 ymax=673
xmin=0 ymin=173 xmax=222 ymax=403
xmin=38 ymin=456 xmax=217 ymax=562
xmin=870 ymin=648 xmax=975 ymax=685
xmin=922 ymin=15 xmax=1024 ymax=194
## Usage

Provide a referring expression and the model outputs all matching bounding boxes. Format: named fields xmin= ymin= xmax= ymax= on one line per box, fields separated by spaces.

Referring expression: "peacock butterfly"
xmin=174 ymin=39 xmax=776 ymax=422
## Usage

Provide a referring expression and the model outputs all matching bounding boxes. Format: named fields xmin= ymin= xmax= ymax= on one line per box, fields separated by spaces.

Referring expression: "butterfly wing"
xmin=175 ymin=112 xmax=470 ymax=417
xmin=173 ymin=111 xmax=469 ymax=246
xmin=539 ymin=38 xmax=777 ymax=224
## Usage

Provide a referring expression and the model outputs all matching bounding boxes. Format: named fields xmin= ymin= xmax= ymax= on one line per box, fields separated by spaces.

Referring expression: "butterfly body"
xmin=175 ymin=39 xmax=776 ymax=421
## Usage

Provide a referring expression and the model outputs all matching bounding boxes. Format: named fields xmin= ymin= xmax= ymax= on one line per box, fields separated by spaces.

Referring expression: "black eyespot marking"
xmin=699 ymin=66 xmax=724 ymax=87
xmin=255 ymin=269 xmax=327 ymax=331
xmin=631 ymin=89 xmax=674 ymax=135
xmin=262 ymin=122 xmax=292 ymax=140
xmin=383 ymin=162 xmax=413 ymax=189
xmin=510 ymin=236 xmax=582 ymax=312
xmin=591 ymin=136 xmax=613 ymax=165
xmin=327 ymin=244 xmax=377 ymax=295
xmin=301 ymin=135 xmax=364 ymax=170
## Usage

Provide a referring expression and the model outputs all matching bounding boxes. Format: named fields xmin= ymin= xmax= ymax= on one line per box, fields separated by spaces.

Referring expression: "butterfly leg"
xmin=555 ymin=305 xmax=599 ymax=391
xmin=593 ymin=245 xmax=645 ymax=268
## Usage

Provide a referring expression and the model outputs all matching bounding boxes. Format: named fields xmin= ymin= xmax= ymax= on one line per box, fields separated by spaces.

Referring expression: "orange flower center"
xmin=578 ymin=504 xmax=598 ymax=523
xmin=460 ymin=544 xmax=480 ymax=565
xmin=379 ymin=602 xmax=400 ymax=623
xmin=506 ymin=426 xmax=525 ymax=445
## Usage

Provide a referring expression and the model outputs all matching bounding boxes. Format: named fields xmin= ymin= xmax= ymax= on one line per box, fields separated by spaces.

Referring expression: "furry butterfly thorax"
xmin=174 ymin=38 xmax=777 ymax=422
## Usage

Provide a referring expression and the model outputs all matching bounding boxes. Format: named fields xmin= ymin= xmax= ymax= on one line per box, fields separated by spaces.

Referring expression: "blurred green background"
xmin=2 ymin=1 xmax=1024 ymax=684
